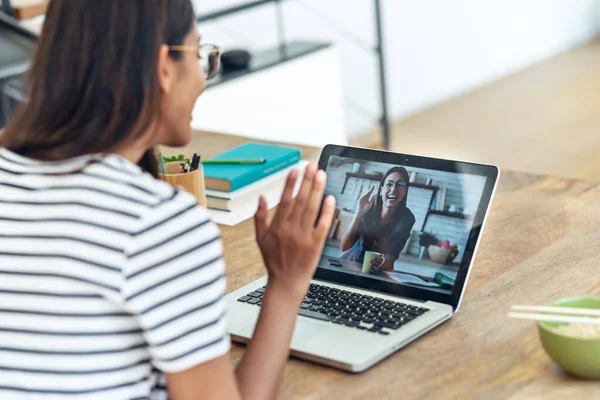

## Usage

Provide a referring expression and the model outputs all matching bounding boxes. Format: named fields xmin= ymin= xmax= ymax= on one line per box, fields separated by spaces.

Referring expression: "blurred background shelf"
xmin=207 ymin=40 xmax=329 ymax=89
xmin=426 ymin=210 xmax=471 ymax=220
xmin=5 ymin=0 xmax=47 ymax=20
xmin=194 ymin=0 xmax=391 ymax=148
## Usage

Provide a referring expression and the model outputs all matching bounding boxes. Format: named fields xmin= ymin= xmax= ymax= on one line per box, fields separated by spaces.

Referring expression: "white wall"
xmin=195 ymin=0 xmax=600 ymax=138
xmin=191 ymin=46 xmax=347 ymax=147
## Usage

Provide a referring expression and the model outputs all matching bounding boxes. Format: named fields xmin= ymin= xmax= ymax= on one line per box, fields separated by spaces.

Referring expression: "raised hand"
xmin=356 ymin=186 xmax=375 ymax=217
xmin=254 ymin=163 xmax=336 ymax=298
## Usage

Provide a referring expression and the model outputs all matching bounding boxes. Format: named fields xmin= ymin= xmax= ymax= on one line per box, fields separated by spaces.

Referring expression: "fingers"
xmin=290 ymin=163 xmax=318 ymax=221
xmin=254 ymin=195 xmax=268 ymax=240
xmin=360 ymin=185 xmax=374 ymax=200
xmin=272 ymin=168 xmax=299 ymax=225
xmin=315 ymin=195 xmax=336 ymax=241
xmin=302 ymin=170 xmax=327 ymax=227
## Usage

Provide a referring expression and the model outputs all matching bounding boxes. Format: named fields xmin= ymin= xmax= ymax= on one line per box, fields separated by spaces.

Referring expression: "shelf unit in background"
xmin=427 ymin=210 xmax=472 ymax=220
xmin=2 ymin=0 xmax=47 ymax=20
xmin=196 ymin=0 xmax=392 ymax=149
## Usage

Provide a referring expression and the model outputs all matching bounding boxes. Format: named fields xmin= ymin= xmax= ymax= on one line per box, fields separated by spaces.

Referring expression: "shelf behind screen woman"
xmin=418 ymin=231 xmax=438 ymax=260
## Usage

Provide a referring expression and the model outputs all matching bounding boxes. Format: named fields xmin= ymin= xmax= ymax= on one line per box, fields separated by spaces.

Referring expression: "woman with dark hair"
xmin=341 ymin=166 xmax=416 ymax=274
xmin=0 ymin=1 xmax=335 ymax=399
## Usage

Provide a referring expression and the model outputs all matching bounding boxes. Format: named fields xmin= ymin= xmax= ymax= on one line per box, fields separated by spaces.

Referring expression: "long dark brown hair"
xmin=0 ymin=0 xmax=195 ymax=177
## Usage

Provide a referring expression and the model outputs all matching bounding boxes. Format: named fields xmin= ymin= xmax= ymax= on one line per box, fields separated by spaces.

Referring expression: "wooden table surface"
xmin=169 ymin=131 xmax=600 ymax=399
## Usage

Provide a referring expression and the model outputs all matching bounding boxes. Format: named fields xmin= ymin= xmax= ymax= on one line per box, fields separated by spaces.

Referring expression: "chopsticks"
xmin=508 ymin=305 xmax=600 ymax=324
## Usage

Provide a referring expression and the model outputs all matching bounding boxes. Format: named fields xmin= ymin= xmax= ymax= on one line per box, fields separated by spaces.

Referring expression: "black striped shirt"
xmin=0 ymin=148 xmax=230 ymax=399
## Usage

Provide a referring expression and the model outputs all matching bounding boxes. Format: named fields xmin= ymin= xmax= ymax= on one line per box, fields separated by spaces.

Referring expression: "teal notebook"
xmin=203 ymin=143 xmax=301 ymax=192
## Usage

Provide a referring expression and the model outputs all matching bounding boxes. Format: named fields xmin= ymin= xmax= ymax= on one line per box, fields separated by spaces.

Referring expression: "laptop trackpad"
xmin=239 ymin=320 xmax=329 ymax=346
xmin=291 ymin=321 xmax=329 ymax=347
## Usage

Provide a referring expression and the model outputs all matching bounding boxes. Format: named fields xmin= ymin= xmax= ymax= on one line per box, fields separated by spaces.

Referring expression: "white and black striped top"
xmin=0 ymin=148 xmax=230 ymax=400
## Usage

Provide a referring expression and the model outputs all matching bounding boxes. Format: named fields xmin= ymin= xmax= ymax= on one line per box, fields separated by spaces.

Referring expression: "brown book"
xmin=11 ymin=0 xmax=48 ymax=20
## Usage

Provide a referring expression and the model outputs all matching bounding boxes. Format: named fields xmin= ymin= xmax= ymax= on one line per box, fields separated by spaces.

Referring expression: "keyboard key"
xmin=367 ymin=326 xmax=381 ymax=332
xmin=237 ymin=296 xmax=252 ymax=302
xmin=378 ymin=331 xmax=390 ymax=336
xmin=256 ymin=287 xmax=266 ymax=294
xmin=247 ymin=292 xmax=262 ymax=298
xmin=300 ymin=303 xmax=311 ymax=309
xmin=418 ymin=307 xmax=429 ymax=312
xmin=248 ymin=298 xmax=261 ymax=305
xmin=298 ymin=309 xmax=332 ymax=322
xmin=356 ymin=326 xmax=368 ymax=330
xmin=377 ymin=321 xmax=402 ymax=330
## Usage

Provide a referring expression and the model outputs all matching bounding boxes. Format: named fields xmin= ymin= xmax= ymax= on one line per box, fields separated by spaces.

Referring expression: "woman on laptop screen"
xmin=340 ymin=166 xmax=416 ymax=274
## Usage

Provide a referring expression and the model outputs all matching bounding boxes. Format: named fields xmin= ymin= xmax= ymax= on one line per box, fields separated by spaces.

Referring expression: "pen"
xmin=184 ymin=161 xmax=190 ymax=173
xmin=179 ymin=163 xmax=184 ymax=174
xmin=201 ymin=159 xmax=266 ymax=165
xmin=190 ymin=154 xmax=199 ymax=171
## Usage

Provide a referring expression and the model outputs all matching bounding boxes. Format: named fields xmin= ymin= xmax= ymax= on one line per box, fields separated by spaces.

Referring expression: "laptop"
xmin=226 ymin=145 xmax=499 ymax=372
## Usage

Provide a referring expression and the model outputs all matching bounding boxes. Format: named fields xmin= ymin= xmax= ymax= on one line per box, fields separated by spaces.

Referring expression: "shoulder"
xmin=87 ymin=154 xmax=197 ymax=211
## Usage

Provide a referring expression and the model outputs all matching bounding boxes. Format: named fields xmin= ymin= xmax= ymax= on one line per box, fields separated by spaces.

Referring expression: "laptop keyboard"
xmin=237 ymin=283 xmax=430 ymax=335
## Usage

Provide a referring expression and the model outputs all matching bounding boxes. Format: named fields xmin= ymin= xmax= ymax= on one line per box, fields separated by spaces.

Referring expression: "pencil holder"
xmin=159 ymin=162 xmax=207 ymax=207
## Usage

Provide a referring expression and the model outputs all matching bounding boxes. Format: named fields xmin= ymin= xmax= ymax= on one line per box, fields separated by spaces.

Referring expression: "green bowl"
xmin=538 ymin=296 xmax=600 ymax=379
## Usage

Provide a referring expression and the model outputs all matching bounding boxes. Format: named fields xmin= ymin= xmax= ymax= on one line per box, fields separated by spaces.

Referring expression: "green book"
xmin=203 ymin=143 xmax=301 ymax=192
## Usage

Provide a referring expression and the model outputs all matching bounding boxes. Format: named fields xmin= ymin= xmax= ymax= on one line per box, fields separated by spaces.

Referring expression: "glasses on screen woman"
xmin=384 ymin=180 xmax=407 ymax=190
xmin=168 ymin=43 xmax=221 ymax=80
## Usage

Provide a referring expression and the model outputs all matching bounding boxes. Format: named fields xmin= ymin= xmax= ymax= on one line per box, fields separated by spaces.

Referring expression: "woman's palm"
xmin=357 ymin=186 xmax=375 ymax=216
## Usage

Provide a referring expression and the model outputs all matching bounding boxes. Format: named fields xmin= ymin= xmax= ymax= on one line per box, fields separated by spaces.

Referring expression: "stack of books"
xmin=203 ymin=142 xmax=307 ymax=226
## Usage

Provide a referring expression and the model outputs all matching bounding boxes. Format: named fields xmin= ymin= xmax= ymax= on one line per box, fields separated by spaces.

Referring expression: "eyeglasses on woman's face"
xmin=168 ymin=43 xmax=221 ymax=80
xmin=384 ymin=180 xmax=407 ymax=190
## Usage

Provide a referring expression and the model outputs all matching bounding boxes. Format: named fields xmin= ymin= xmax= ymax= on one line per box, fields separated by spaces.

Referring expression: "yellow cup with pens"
xmin=158 ymin=153 xmax=207 ymax=207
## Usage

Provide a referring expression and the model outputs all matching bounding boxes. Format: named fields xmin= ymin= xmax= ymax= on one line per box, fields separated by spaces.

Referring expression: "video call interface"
xmin=320 ymin=156 xmax=488 ymax=295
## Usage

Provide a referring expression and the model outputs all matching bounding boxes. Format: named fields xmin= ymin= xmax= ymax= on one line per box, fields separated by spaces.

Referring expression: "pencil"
xmin=201 ymin=159 xmax=266 ymax=165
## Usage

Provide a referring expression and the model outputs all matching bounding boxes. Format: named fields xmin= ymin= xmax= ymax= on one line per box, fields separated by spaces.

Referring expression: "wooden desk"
xmin=174 ymin=132 xmax=600 ymax=399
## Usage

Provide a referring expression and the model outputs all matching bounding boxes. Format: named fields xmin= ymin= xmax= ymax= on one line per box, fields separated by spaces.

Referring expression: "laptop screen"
xmin=319 ymin=154 xmax=490 ymax=298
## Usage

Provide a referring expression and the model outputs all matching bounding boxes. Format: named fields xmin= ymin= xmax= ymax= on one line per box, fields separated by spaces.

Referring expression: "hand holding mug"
xmin=362 ymin=250 xmax=385 ymax=274
xmin=369 ymin=255 xmax=386 ymax=275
